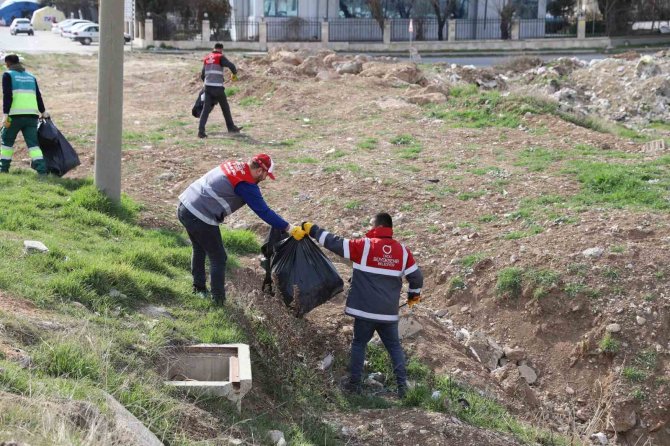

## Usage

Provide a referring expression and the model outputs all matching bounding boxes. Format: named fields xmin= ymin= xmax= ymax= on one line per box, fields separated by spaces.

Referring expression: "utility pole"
xmin=94 ymin=0 xmax=125 ymax=202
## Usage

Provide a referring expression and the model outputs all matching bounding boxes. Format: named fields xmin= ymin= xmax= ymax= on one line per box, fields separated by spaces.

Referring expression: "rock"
xmin=323 ymin=53 xmax=343 ymax=68
xmin=315 ymin=70 xmax=341 ymax=82
xmin=608 ymin=400 xmax=637 ymax=432
xmin=565 ymin=386 xmax=575 ymax=395
xmin=269 ymin=50 xmax=303 ymax=66
xmin=636 ymin=316 xmax=646 ymax=325
xmin=435 ymin=309 xmax=449 ymax=318
xmin=297 ymin=56 xmax=324 ymax=77
xmin=466 ymin=331 xmax=504 ymax=371
xmin=368 ymin=372 xmax=385 ymax=384
xmin=103 ymin=392 xmax=163 ymax=446
xmin=364 ymin=376 xmax=384 ymax=389
xmin=398 ymin=316 xmax=423 ymax=339
xmin=139 ymin=305 xmax=172 ymax=319
xmin=335 ymin=61 xmax=363 ymax=75
xmin=582 ymin=247 xmax=604 ymax=258
xmin=157 ymin=172 xmax=175 ymax=181
xmin=431 ymin=390 xmax=442 ymax=400
xmin=606 ymin=323 xmax=621 ymax=333
xmin=591 ymin=432 xmax=608 ymax=445
xmin=318 ymin=353 xmax=334 ymax=371
xmin=406 ymin=92 xmax=447 ymax=105
xmin=517 ymin=364 xmax=538 ymax=385
xmin=109 ymin=289 xmax=127 ymax=300
xmin=495 ymin=364 xmax=540 ymax=407
xmin=503 ymin=346 xmax=526 ymax=362
xmin=635 ymin=56 xmax=661 ymax=80
xmin=23 ymin=240 xmax=48 ymax=253
xmin=268 ymin=430 xmax=286 ymax=446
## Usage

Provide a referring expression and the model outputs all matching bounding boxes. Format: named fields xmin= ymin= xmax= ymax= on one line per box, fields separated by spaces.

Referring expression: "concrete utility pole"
xmin=94 ymin=0 xmax=125 ymax=202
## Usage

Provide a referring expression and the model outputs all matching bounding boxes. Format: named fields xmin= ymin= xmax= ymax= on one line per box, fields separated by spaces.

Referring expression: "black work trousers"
xmin=198 ymin=86 xmax=236 ymax=133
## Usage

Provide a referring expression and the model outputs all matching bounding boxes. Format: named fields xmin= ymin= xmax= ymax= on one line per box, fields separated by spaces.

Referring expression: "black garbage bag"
xmin=271 ymin=236 xmax=344 ymax=317
xmin=191 ymin=89 xmax=205 ymax=118
xmin=37 ymin=119 xmax=80 ymax=177
xmin=260 ymin=227 xmax=288 ymax=295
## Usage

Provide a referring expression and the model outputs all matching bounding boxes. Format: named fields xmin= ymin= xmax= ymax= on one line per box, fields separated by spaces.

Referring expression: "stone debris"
xmin=23 ymin=240 xmax=48 ymax=253
xmin=267 ymin=430 xmax=287 ymax=446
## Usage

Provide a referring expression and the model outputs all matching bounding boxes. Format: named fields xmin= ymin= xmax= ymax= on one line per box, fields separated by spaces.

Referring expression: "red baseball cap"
xmin=252 ymin=153 xmax=275 ymax=180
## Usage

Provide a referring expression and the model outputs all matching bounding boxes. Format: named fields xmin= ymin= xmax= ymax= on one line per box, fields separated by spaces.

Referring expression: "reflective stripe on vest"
xmin=203 ymin=52 xmax=225 ymax=87
xmin=8 ymin=70 xmax=39 ymax=116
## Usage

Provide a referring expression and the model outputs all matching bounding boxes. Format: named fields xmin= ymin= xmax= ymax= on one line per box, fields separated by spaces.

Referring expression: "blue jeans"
xmin=177 ymin=204 xmax=227 ymax=302
xmin=350 ymin=318 xmax=406 ymax=388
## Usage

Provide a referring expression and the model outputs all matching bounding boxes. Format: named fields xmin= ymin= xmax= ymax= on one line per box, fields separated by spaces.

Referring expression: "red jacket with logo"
xmin=308 ymin=224 xmax=423 ymax=323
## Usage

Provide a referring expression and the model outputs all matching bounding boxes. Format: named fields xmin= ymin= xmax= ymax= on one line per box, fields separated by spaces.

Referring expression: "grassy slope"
xmin=0 ymin=171 xmax=577 ymax=445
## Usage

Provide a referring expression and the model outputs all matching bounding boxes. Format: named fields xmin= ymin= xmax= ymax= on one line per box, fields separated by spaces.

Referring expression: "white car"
xmin=70 ymin=23 xmax=99 ymax=45
xmin=60 ymin=20 xmax=94 ymax=37
xmin=10 ymin=18 xmax=33 ymax=36
xmin=52 ymin=18 xmax=84 ymax=34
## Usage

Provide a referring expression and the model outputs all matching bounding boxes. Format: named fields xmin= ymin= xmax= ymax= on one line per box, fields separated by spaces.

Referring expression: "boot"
xmin=31 ymin=159 xmax=47 ymax=175
xmin=0 ymin=159 xmax=10 ymax=173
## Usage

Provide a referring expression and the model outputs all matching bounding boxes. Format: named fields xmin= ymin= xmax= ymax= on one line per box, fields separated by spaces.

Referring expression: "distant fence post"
xmin=577 ymin=16 xmax=586 ymax=39
xmin=202 ymin=13 xmax=210 ymax=43
xmin=511 ymin=18 xmax=520 ymax=40
xmin=321 ymin=18 xmax=329 ymax=45
xmin=448 ymin=18 xmax=456 ymax=41
xmin=145 ymin=13 xmax=153 ymax=45
xmin=259 ymin=17 xmax=267 ymax=50
xmin=383 ymin=19 xmax=391 ymax=44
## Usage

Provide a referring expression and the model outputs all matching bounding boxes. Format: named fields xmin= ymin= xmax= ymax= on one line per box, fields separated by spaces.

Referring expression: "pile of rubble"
xmin=256 ymin=48 xmax=670 ymax=128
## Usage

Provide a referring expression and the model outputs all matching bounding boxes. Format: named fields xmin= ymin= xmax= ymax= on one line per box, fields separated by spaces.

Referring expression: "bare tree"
xmin=367 ymin=0 xmax=386 ymax=30
xmin=495 ymin=0 xmax=516 ymax=39
xmin=428 ymin=0 xmax=457 ymax=40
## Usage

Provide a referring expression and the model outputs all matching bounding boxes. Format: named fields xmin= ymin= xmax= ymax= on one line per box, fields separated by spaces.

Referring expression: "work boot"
xmin=212 ymin=294 xmax=226 ymax=306
xmin=397 ymin=384 xmax=407 ymax=399
xmin=192 ymin=284 xmax=209 ymax=299
xmin=197 ymin=131 xmax=207 ymax=139
xmin=31 ymin=159 xmax=47 ymax=175
xmin=228 ymin=126 xmax=242 ymax=134
xmin=0 ymin=159 xmax=10 ymax=173
xmin=341 ymin=379 xmax=362 ymax=395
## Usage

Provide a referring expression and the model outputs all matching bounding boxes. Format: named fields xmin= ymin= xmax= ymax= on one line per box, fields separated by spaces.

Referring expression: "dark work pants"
xmin=350 ymin=318 xmax=406 ymax=388
xmin=177 ymin=204 xmax=227 ymax=301
xmin=198 ymin=86 xmax=236 ymax=133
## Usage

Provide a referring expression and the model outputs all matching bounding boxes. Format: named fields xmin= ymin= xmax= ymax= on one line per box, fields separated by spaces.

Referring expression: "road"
xmin=0 ymin=27 xmax=132 ymax=55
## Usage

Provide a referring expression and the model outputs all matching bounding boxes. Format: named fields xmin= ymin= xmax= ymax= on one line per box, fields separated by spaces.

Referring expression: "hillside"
xmin=0 ymin=49 xmax=668 ymax=445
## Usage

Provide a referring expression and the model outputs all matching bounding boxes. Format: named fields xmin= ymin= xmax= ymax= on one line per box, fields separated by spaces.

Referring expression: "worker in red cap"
xmin=178 ymin=154 xmax=305 ymax=304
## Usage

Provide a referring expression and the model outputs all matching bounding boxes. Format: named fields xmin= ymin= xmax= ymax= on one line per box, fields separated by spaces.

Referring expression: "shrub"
xmin=36 ymin=341 xmax=101 ymax=380
xmin=599 ymin=334 xmax=619 ymax=354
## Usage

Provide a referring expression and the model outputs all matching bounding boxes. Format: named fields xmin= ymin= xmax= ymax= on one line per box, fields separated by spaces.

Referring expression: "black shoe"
xmin=213 ymin=295 xmax=226 ymax=306
xmin=397 ymin=385 xmax=407 ymax=399
xmin=193 ymin=285 xmax=209 ymax=299
xmin=198 ymin=132 xmax=207 ymax=139
xmin=228 ymin=126 xmax=242 ymax=134
xmin=342 ymin=380 xmax=362 ymax=395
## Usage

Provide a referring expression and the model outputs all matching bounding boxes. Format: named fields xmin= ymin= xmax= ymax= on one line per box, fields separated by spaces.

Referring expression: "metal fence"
xmin=267 ymin=18 xmax=321 ymax=42
xmin=391 ymin=18 xmax=448 ymax=41
xmin=519 ymin=19 xmax=576 ymax=39
xmin=585 ymin=20 xmax=607 ymax=37
xmin=329 ymin=18 xmax=383 ymax=42
xmin=212 ymin=20 xmax=259 ymax=42
xmin=455 ymin=19 xmax=508 ymax=40
xmin=153 ymin=15 xmax=202 ymax=41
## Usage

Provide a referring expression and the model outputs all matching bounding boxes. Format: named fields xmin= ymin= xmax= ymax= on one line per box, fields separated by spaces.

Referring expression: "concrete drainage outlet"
xmin=163 ymin=343 xmax=252 ymax=412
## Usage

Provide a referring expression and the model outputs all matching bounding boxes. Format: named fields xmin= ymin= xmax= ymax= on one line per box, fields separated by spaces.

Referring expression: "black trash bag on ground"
xmin=260 ymin=227 xmax=288 ymax=296
xmin=192 ymin=89 xmax=205 ymax=118
xmin=37 ymin=118 xmax=80 ymax=177
xmin=271 ymin=236 xmax=344 ymax=317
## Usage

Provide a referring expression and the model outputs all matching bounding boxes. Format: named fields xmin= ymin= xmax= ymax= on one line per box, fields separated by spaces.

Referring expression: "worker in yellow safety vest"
xmin=1 ymin=54 xmax=49 ymax=174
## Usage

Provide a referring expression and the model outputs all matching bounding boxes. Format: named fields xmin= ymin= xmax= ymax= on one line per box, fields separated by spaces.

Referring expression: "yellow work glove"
xmin=289 ymin=225 xmax=306 ymax=240
xmin=407 ymin=295 xmax=421 ymax=309
xmin=231 ymin=73 xmax=239 ymax=82
xmin=301 ymin=221 xmax=313 ymax=236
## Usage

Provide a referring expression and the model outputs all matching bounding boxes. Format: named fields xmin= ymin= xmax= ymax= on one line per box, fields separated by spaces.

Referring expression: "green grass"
xmin=495 ymin=268 xmax=523 ymax=298
xmin=599 ymin=333 xmax=620 ymax=354
xmin=345 ymin=200 xmax=362 ymax=210
xmin=515 ymin=147 xmax=563 ymax=172
xmin=288 ymin=156 xmax=319 ymax=164
xmin=225 ymin=85 xmax=240 ymax=97
xmin=622 ymin=367 xmax=647 ymax=383
xmin=457 ymin=190 xmax=486 ymax=201
xmin=568 ymin=159 xmax=670 ymax=210
xmin=448 ymin=275 xmax=466 ymax=293
xmin=390 ymin=134 xmax=416 ymax=145
xmin=239 ymin=96 xmax=262 ymax=107
xmin=459 ymin=253 xmax=487 ymax=269
xmin=357 ymin=137 xmax=378 ymax=150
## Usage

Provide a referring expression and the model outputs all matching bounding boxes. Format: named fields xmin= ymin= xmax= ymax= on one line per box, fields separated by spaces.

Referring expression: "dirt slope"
xmin=13 ymin=49 xmax=670 ymax=445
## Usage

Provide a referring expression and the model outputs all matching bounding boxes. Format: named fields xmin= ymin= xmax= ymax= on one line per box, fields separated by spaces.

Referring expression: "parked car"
xmin=52 ymin=18 xmax=83 ymax=34
xmin=70 ymin=23 xmax=99 ymax=45
xmin=124 ymin=32 xmax=132 ymax=43
xmin=60 ymin=20 xmax=94 ymax=37
xmin=10 ymin=18 xmax=33 ymax=36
